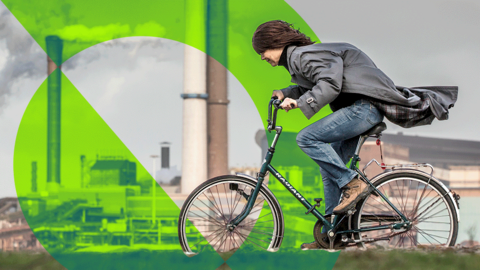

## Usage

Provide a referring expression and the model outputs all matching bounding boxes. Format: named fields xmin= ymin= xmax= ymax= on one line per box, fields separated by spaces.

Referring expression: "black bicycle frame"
xmin=229 ymin=99 xmax=410 ymax=236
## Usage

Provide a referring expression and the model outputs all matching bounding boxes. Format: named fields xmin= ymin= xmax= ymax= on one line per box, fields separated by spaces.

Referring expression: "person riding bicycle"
xmin=252 ymin=20 xmax=458 ymax=250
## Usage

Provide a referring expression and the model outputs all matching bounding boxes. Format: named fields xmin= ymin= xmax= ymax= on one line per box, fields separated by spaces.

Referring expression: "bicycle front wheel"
xmin=178 ymin=175 xmax=284 ymax=257
xmin=352 ymin=171 xmax=458 ymax=249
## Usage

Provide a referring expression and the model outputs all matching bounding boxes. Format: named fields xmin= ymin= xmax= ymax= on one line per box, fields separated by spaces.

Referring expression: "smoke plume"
xmin=0 ymin=1 xmax=167 ymax=113
xmin=0 ymin=3 xmax=48 ymax=112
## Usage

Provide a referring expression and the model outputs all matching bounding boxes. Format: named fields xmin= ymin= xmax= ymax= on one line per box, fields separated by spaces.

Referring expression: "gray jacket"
xmin=280 ymin=43 xmax=458 ymax=123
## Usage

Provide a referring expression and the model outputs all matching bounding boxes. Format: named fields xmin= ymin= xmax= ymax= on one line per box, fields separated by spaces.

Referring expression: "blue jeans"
xmin=296 ymin=99 xmax=384 ymax=215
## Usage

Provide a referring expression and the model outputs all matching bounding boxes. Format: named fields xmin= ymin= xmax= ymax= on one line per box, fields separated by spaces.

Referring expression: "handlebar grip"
xmin=275 ymin=101 xmax=295 ymax=110
xmin=273 ymin=99 xmax=282 ymax=109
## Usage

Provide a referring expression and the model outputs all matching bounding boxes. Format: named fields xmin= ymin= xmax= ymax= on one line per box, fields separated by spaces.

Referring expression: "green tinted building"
xmin=90 ymin=160 xmax=136 ymax=186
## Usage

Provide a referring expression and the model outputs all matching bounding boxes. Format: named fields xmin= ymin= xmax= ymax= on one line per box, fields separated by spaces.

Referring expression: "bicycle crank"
xmin=313 ymin=220 xmax=346 ymax=249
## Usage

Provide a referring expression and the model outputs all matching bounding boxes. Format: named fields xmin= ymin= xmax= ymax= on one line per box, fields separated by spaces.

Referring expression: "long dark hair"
xmin=252 ymin=20 xmax=315 ymax=54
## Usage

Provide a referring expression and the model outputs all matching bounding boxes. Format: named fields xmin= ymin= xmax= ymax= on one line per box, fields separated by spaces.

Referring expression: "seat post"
xmin=354 ymin=135 xmax=368 ymax=156
xmin=354 ymin=122 xmax=387 ymax=156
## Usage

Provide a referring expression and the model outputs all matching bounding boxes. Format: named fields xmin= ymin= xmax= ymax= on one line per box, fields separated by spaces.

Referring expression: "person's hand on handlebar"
xmin=280 ymin=98 xmax=297 ymax=112
xmin=271 ymin=90 xmax=285 ymax=100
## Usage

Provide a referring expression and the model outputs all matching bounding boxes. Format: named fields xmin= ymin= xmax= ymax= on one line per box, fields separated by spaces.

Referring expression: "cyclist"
xmin=252 ymin=20 xmax=457 ymax=250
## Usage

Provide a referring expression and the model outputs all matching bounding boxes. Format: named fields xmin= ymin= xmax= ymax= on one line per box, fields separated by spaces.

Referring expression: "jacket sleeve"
xmin=280 ymin=85 xmax=303 ymax=99
xmin=295 ymin=52 xmax=344 ymax=119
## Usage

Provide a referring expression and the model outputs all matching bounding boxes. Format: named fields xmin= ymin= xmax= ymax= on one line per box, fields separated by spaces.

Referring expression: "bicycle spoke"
xmin=214 ymin=185 xmax=228 ymax=222
xmin=230 ymin=232 xmax=241 ymax=250
xmin=218 ymin=231 xmax=230 ymax=252
xmin=234 ymin=230 xmax=272 ymax=245
xmin=202 ymin=191 xmax=228 ymax=223
xmin=411 ymin=183 xmax=435 ymax=218
xmin=416 ymin=214 xmax=451 ymax=223
xmin=416 ymin=208 xmax=449 ymax=224
xmin=394 ymin=180 xmax=406 ymax=215
xmin=240 ymin=219 xmax=274 ymax=226
xmin=190 ymin=205 xmax=225 ymax=225
xmin=229 ymin=184 xmax=247 ymax=220
xmin=228 ymin=187 xmax=242 ymax=221
xmin=404 ymin=231 xmax=418 ymax=247
xmin=197 ymin=197 xmax=224 ymax=218
xmin=402 ymin=179 xmax=412 ymax=215
xmin=388 ymin=182 xmax=404 ymax=213
xmin=373 ymin=186 xmax=400 ymax=217
xmin=414 ymin=193 xmax=439 ymax=213
xmin=223 ymin=183 xmax=233 ymax=219
xmin=413 ymin=198 xmax=445 ymax=222
xmin=233 ymin=230 xmax=266 ymax=250
xmin=418 ymin=221 xmax=451 ymax=224
xmin=240 ymin=212 xmax=273 ymax=226
xmin=356 ymin=175 xmax=456 ymax=249
xmin=188 ymin=209 xmax=224 ymax=227
xmin=191 ymin=226 xmax=224 ymax=249
xmin=179 ymin=178 xmax=282 ymax=256
xmin=414 ymin=226 xmax=448 ymax=241
xmin=246 ymin=205 xmax=268 ymax=217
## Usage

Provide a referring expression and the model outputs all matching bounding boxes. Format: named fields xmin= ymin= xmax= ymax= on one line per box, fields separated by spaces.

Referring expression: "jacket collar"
xmin=286 ymin=45 xmax=296 ymax=76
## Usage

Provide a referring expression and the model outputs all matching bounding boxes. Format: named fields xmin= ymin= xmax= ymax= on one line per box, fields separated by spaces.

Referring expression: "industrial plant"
xmin=2 ymin=1 xmax=479 ymax=255
xmin=1 ymin=1 xmax=233 ymax=253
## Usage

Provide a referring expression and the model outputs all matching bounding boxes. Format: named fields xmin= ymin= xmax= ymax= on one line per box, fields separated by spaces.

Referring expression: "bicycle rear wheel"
xmin=178 ymin=175 xmax=284 ymax=257
xmin=352 ymin=171 xmax=458 ymax=248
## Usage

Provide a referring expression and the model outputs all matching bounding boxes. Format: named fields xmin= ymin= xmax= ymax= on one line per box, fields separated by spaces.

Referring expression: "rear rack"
xmin=362 ymin=159 xmax=434 ymax=177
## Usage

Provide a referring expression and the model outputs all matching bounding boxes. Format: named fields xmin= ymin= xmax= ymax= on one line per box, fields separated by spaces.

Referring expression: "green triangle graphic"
xmin=14 ymin=72 xmax=224 ymax=269
xmin=6 ymin=0 xmax=339 ymax=268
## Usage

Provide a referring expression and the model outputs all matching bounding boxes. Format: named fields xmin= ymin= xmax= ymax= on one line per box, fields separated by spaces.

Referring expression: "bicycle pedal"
xmin=346 ymin=209 xmax=356 ymax=216
xmin=305 ymin=198 xmax=322 ymax=215
xmin=341 ymin=235 xmax=355 ymax=243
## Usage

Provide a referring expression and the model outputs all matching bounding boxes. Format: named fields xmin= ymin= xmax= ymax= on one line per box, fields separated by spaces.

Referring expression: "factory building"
xmin=362 ymin=133 xmax=480 ymax=197
xmin=90 ymin=159 xmax=137 ymax=186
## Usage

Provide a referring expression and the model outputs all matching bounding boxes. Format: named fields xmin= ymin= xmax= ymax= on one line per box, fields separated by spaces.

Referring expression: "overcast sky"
xmin=287 ymin=0 xmax=480 ymax=138
xmin=1 ymin=0 xmax=480 ymax=197
xmin=0 ymin=2 xmax=264 ymax=197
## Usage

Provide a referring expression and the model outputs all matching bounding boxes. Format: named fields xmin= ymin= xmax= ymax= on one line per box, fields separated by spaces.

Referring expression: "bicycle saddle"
xmin=362 ymin=122 xmax=387 ymax=136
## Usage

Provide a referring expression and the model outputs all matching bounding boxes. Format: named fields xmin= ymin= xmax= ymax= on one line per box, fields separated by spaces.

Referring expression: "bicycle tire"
xmin=178 ymin=175 xmax=284 ymax=257
xmin=352 ymin=171 xmax=458 ymax=248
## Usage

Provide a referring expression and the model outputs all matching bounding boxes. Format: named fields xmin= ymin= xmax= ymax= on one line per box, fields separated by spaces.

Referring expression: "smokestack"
xmin=31 ymin=161 xmax=37 ymax=192
xmin=207 ymin=0 xmax=229 ymax=178
xmin=181 ymin=0 xmax=207 ymax=194
xmin=46 ymin=36 xmax=63 ymax=191
xmin=160 ymin=142 xmax=171 ymax=169
xmin=80 ymin=155 xmax=86 ymax=188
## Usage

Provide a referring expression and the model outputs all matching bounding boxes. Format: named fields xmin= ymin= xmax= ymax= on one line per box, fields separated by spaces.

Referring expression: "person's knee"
xmin=296 ymin=129 xmax=325 ymax=148
xmin=296 ymin=130 xmax=311 ymax=147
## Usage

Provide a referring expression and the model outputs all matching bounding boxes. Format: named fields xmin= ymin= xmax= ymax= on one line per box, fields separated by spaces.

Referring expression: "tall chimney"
xmin=160 ymin=142 xmax=171 ymax=169
xmin=31 ymin=161 xmax=37 ymax=192
xmin=46 ymin=36 xmax=63 ymax=191
xmin=181 ymin=0 xmax=207 ymax=194
xmin=80 ymin=155 xmax=86 ymax=188
xmin=207 ymin=0 xmax=229 ymax=179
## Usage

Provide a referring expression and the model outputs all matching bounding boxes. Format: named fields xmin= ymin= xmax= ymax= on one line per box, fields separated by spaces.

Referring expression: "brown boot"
xmin=333 ymin=177 xmax=371 ymax=215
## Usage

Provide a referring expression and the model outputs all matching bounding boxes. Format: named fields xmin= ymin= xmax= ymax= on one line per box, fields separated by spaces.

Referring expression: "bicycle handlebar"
xmin=267 ymin=97 xmax=297 ymax=132
xmin=267 ymin=98 xmax=282 ymax=132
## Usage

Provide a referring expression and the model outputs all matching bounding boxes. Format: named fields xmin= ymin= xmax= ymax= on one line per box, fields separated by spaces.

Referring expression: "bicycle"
xmin=178 ymin=98 xmax=460 ymax=256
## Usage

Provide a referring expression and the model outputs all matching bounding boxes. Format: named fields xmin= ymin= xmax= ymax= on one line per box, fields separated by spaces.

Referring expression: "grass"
xmin=0 ymin=249 xmax=479 ymax=270
xmin=333 ymin=249 xmax=480 ymax=270
xmin=0 ymin=252 xmax=65 ymax=270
